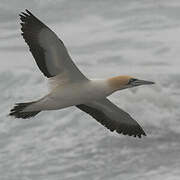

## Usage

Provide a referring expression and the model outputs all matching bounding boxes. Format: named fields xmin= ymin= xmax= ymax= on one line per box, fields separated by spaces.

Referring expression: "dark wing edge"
xmin=19 ymin=9 xmax=88 ymax=82
xmin=76 ymin=99 xmax=146 ymax=138
xmin=20 ymin=9 xmax=52 ymax=77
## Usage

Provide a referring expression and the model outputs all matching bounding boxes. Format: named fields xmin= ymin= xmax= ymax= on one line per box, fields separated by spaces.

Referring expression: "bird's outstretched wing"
xmin=20 ymin=9 xmax=88 ymax=82
xmin=77 ymin=98 xmax=146 ymax=138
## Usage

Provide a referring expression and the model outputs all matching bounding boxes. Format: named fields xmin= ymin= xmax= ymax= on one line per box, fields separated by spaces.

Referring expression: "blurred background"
xmin=0 ymin=0 xmax=180 ymax=179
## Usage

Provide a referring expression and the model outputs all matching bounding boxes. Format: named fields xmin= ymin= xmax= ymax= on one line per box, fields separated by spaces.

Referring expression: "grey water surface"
xmin=0 ymin=0 xmax=180 ymax=179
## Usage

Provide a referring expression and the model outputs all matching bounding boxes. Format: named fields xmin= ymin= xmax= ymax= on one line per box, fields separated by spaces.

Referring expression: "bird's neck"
xmin=107 ymin=76 xmax=131 ymax=91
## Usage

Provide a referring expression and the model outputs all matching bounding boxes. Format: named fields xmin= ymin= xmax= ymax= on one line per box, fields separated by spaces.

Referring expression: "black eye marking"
xmin=128 ymin=78 xmax=137 ymax=84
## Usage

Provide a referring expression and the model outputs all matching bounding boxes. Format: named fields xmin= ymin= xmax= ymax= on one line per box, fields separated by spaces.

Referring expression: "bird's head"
xmin=108 ymin=75 xmax=155 ymax=91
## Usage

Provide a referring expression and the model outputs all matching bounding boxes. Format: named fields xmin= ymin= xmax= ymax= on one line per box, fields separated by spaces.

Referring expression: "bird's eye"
xmin=128 ymin=78 xmax=137 ymax=84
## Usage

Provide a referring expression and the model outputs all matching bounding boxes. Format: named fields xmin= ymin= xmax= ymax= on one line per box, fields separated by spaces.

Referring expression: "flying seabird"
xmin=9 ymin=10 xmax=155 ymax=138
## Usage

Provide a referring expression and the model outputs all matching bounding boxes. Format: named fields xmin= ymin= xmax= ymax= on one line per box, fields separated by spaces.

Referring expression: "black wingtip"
xmin=25 ymin=9 xmax=32 ymax=15
xmin=19 ymin=9 xmax=32 ymax=18
xmin=116 ymin=122 xmax=147 ymax=138
xmin=137 ymin=131 xmax=146 ymax=138
xmin=77 ymin=104 xmax=147 ymax=139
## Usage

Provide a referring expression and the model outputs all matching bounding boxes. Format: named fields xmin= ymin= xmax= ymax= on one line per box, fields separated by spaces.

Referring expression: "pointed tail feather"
xmin=9 ymin=102 xmax=40 ymax=119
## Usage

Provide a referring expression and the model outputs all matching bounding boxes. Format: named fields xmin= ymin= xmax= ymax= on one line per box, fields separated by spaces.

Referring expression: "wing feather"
xmin=20 ymin=9 xmax=88 ymax=82
xmin=77 ymin=98 xmax=146 ymax=138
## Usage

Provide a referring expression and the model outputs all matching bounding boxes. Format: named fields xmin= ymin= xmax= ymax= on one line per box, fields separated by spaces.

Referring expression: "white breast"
xmin=26 ymin=79 xmax=112 ymax=111
xmin=50 ymin=79 xmax=112 ymax=106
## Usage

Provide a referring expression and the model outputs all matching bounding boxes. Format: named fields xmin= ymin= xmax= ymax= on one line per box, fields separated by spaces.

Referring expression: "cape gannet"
xmin=9 ymin=10 xmax=155 ymax=138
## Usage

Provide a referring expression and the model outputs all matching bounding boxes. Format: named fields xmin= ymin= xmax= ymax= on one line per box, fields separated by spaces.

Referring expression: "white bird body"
xmin=25 ymin=79 xmax=112 ymax=111
xmin=10 ymin=10 xmax=154 ymax=138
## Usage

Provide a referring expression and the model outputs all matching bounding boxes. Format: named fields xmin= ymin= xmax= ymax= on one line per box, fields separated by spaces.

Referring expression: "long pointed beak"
xmin=135 ymin=79 xmax=155 ymax=86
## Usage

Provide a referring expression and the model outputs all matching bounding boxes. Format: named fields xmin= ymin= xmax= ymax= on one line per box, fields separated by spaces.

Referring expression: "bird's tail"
xmin=9 ymin=101 xmax=41 ymax=119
